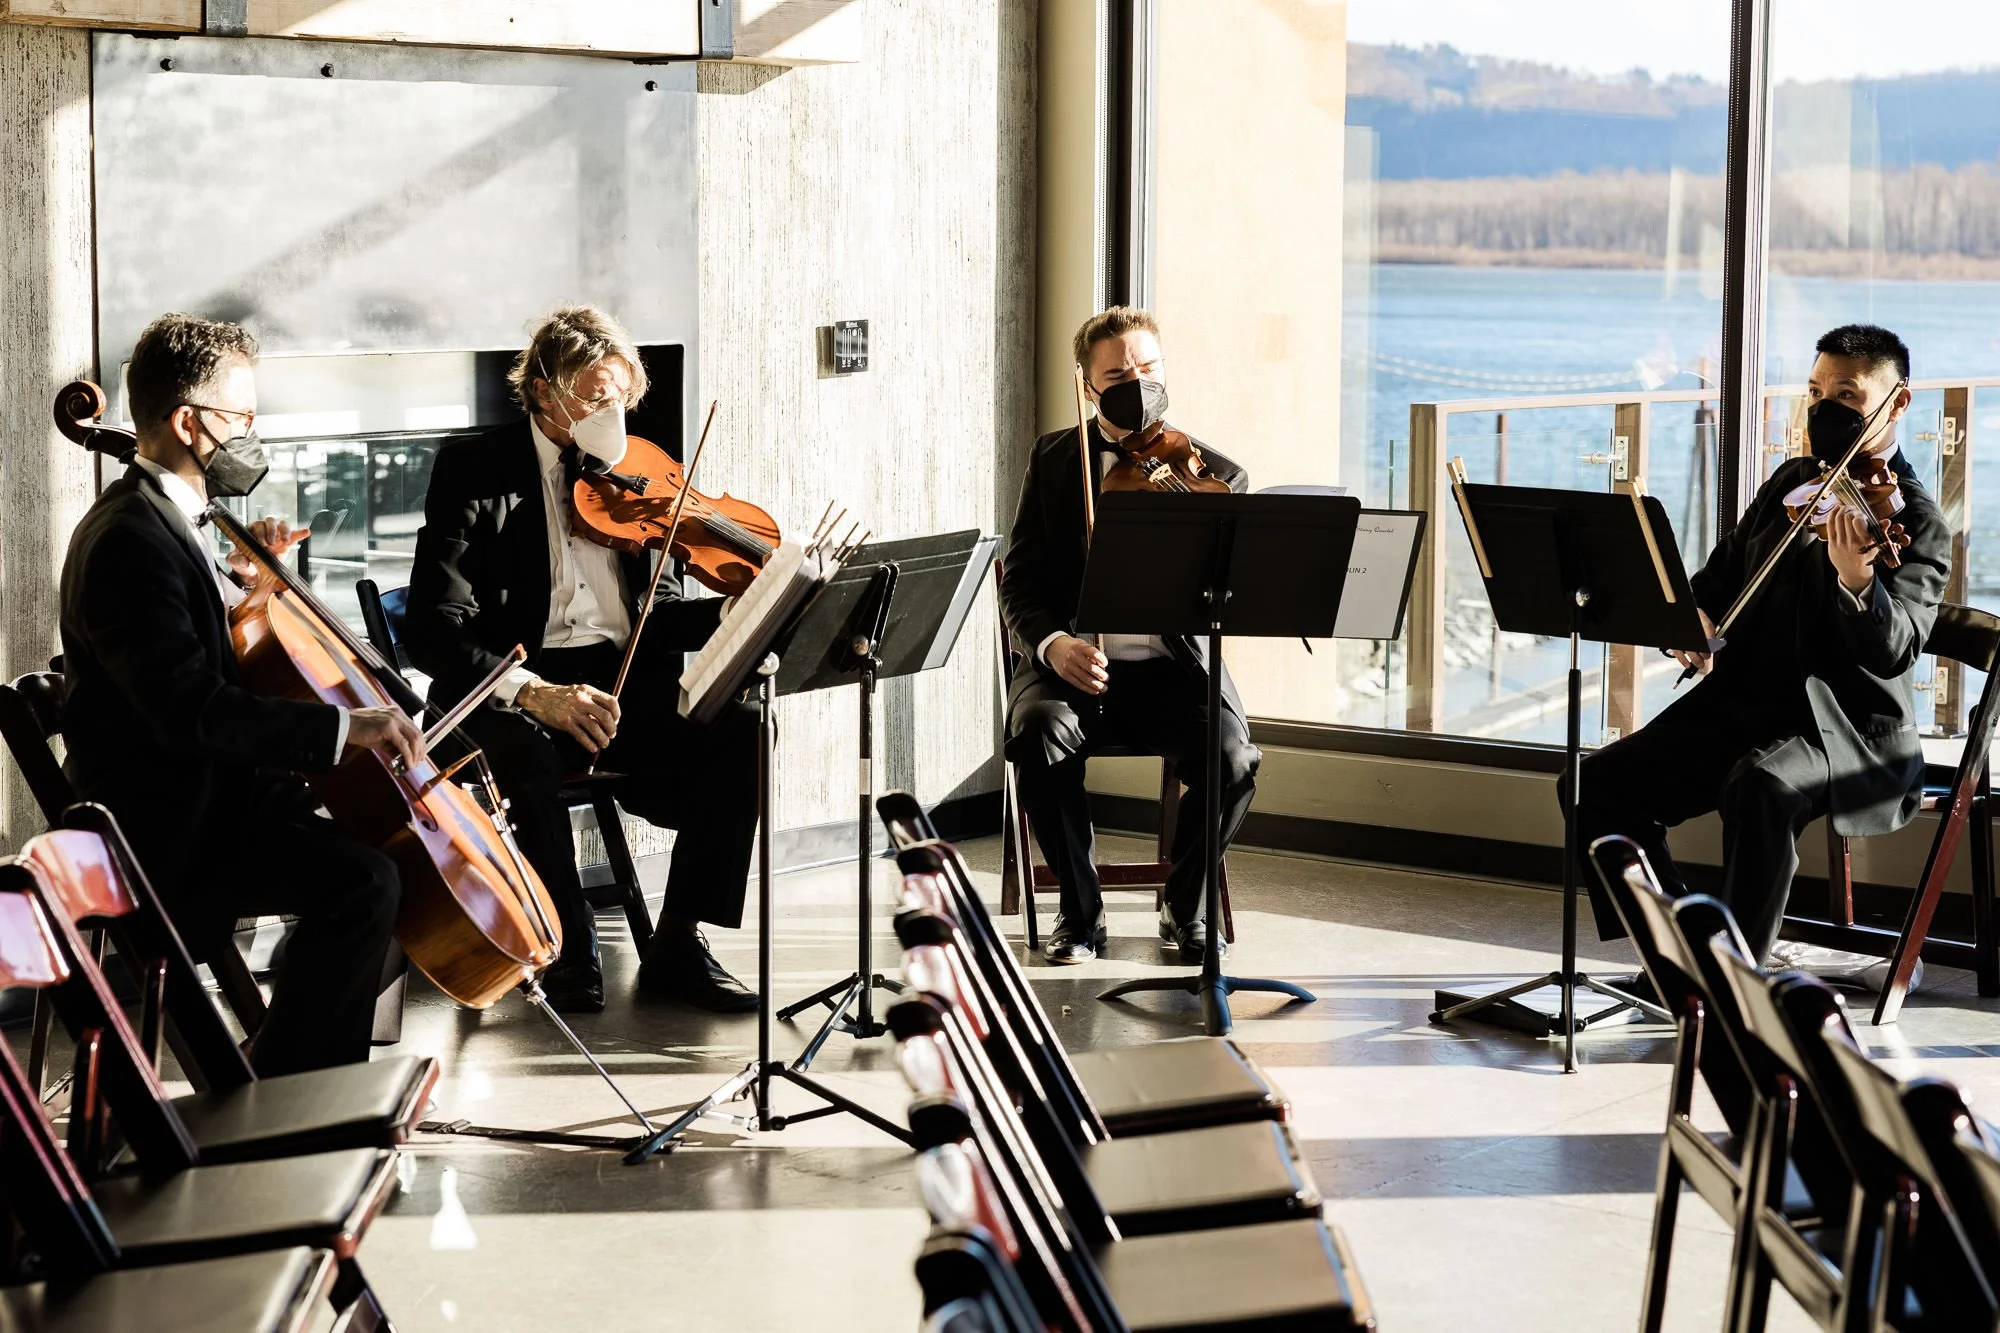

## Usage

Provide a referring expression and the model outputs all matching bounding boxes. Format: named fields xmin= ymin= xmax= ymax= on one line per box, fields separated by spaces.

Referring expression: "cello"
xmin=52 ymin=381 xmax=563 ymax=1010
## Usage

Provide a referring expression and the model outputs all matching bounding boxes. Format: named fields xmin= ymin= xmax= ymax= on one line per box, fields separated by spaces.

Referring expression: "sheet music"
xmin=1332 ymin=510 xmax=1425 ymax=641
xmin=679 ymin=540 xmax=836 ymax=721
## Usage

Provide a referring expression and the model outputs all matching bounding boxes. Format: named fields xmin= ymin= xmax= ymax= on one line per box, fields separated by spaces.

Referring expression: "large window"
xmin=1148 ymin=0 xmax=2000 ymax=747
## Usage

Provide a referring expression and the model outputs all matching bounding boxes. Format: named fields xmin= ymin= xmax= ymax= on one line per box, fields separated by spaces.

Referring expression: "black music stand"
xmin=1428 ymin=476 xmax=1707 ymax=1072
xmin=1085 ymin=491 xmax=1361 ymax=1036
xmin=774 ymin=531 xmax=999 ymax=1060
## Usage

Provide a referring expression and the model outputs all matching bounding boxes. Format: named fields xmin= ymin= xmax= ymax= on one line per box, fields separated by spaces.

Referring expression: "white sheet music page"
xmin=1332 ymin=511 xmax=1425 ymax=641
xmin=679 ymin=540 xmax=833 ymax=718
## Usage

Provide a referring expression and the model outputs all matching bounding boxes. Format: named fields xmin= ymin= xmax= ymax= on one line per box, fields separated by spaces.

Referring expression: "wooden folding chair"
xmin=1794 ymin=603 xmax=2000 ymax=1021
xmin=992 ymin=565 xmax=1234 ymax=950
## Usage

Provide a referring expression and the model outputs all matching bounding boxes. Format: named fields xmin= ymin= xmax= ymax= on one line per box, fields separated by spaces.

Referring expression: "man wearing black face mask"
xmin=1000 ymin=306 xmax=1261 ymax=964
xmin=1569 ymin=323 xmax=1950 ymax=979
xmin=59 ymin=313 xmax=419 ymax=1074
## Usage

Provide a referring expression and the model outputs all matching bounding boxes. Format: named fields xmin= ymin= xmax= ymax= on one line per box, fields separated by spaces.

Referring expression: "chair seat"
xmin=1097 ymin=1217 xmax=1372 ymax=1332
xmin=156 ymin=1056 xmax=437 ymax=1166
xmin=0 ymin=1248 xmax=332 ymax=1333
xmin=1083 ymin=1120 xmax=1318 ymax=1236
xmin=93 ymin=1148 xmax=396 ymax=1265
xmin=1074 ymin=1037 xmax=1286 ymax=1136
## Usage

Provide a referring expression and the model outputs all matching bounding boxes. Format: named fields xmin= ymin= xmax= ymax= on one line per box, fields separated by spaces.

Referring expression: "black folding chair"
xmin=0 ymin=885 xmax=400 ymax=1332
xmin=1797 ymin=603 xmax=2000 ymax=1021
xmin=1906 ymin=1082 xmax=2000 ymax=1299
xmin=880 ymin=791 xmax=1286 ymax=1137
xmin=892 ymin=994 xmax=1376 ymax=1332
xmin=356 ymin=578 xmax=653 ymax=949
xmin=897 ymin=908 xmax=1319 ymax=1239
xmin=18 ymin=818 xmax=437 ymax=1168
xmin=0 ymin=1249 xmax=335 ymax=1333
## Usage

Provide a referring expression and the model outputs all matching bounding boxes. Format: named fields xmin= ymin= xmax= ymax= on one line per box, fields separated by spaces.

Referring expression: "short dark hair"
xmin=1815 ymin=323 xmax=1910 ymax=384
xmin=126 ymin=313 xmax=259 ymax=430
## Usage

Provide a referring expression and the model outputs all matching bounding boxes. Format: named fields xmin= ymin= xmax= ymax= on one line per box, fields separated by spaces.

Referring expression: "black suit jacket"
xmin=1690 ymin=450 xmax=1950 ymax=836
xmin=998 ymin=420 xmax=1249 ymax=729
xmin=59 ymin=466 xmax=340 ymax=906
xmin=404 ymin=418 xmax=723 ymax=708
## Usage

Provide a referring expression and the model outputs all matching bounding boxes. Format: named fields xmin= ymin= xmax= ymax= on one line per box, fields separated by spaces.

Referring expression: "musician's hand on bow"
xmin=519 ymin=679 xmax=622 ymax=754
xmin=1670 ymin=607 xmax=1721 ymax=676
xmin=1048 ymin=634 xmax=1109 ymax=696
xmin=348 ymin=706 xmax=426 ymax=771
xmin=1824 ymin=504 xmax=1881 ymax=595
xmin=224 ymin=515 xmax=306 ymax=581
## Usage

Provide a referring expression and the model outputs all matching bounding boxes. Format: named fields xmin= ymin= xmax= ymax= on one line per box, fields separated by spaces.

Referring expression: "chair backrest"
xmin=881 ymin=792 xmax=1106 ymax=1143
xmin=0 ymin=878 xmax=120 ymax=1277
xmin=355 ymin=579 xmax=412 ymax=675
xmin=1587 ymin=836 xmax=1707 ymax=1016
xmin=1813 ymin=1028 xmax=1998 ymax=1318
xmin=0 ymin=671 xmax=77 ymax=825
xmin=916 ymin=1230 xmax=1044 ymax=1333
xmin=43 ymin=807 xmax=257 ymax=1090
xmin=1925 ymin=604 xmax=2000 ymax=673
xmin=1902 ymin=1079 xmax=2000 ymax=1293
xmin=889 ymin=998 xmax=1111 ymax=1333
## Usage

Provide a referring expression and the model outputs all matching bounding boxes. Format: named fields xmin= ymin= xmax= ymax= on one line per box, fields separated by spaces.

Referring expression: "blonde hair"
xmin=507 ymin=306 xmax=650 ymax=414
xmin=1071 ymin=305 xmax=1162 ymax=371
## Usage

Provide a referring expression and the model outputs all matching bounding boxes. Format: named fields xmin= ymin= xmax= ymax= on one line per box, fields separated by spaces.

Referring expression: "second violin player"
xmin=405 ymin=307 xmax=761 ymax=1015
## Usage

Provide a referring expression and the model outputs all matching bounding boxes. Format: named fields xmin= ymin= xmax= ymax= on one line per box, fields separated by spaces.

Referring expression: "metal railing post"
xmin=1407 ymin=402 xmax=1444 ymax=732
xmin=1935 ymin=385 xmax=1974 ymax=734
xmin=1605 ymin=401 xmax=1650 ymax=741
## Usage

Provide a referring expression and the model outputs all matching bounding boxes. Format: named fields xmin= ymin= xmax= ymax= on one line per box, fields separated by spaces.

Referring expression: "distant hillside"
xmin=1348 ymin=43 xmax=2000 ymax=180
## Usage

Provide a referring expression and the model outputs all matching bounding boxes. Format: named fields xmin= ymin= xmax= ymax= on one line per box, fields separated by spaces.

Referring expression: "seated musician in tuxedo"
xmin=405 ymin=306 xmax=759 ymax=1015
xmin=1573 ymin=324 xmax=1950 ymax=978
xmin=1000 ymin=306 xmax=1261 ymax=964
xmin=60 ymin=313 xmax=420 ymax=1076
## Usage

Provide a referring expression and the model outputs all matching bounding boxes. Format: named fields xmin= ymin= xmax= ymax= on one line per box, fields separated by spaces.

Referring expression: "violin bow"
xmin=585 ymin=399 xmax=719 ymax=772
xmin=1073 ymin=366 xmax=1105 ymax=658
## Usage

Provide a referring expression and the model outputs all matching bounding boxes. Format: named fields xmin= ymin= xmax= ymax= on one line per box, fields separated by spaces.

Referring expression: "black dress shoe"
xmin=540 ymin=959 xmax=605 ymax=1014
xmin=1159 ymin=907 xmax=1227 ymax=965
xmin=638 ymin=930 xmax=759 ymax=1013
xmin=1044 ymin=915 xmax=1107 ymax=965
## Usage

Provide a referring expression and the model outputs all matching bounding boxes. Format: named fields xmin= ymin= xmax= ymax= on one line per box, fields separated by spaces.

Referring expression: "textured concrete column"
xmin=0 ymin=25 xmax=98 ymax=850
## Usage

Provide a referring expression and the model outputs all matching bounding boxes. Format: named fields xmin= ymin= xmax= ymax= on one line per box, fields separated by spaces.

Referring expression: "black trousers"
xmin=192 ymin=782 xmax=401 ymax=1078
xmin=452 ymin=640 xmax=760 ymax=968
xmin=1570 ymin=680 xmax=1828 ymax=963
xmin=1009 ymin=658 xmax=1259 ymax=927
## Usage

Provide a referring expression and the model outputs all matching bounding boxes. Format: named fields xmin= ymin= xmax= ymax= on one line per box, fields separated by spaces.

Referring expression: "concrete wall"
xmin=0 ymin=26 xmax=98 ymax=851
xmin=695 ymin=0 xmax=1037 ymax=833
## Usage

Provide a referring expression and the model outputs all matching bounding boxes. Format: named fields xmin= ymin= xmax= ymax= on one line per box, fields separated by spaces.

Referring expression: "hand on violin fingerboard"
xmin=1047 ymin=634 xmax=1109 ymax=695
xmin=1822 ymin=505 xmax=1882 ymax=595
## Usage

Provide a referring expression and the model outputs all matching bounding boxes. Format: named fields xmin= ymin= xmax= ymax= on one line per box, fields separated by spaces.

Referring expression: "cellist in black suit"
xmin=1000 ymin=307 xmax=1262 ymax=965
xmin=59 ymin=313 xmax=421 ymax=1075
xmin=405 ymin=306 xmax=760 ymax=1015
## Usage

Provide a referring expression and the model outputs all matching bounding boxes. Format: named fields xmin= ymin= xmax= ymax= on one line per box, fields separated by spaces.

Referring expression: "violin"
xmin=1100 ymin=422 xmax=1232 ymax=496
xmin=53 ymin=382 xmax=564 ymax=1009
xmin=569 ymin=417 xmax=780 ymax=598
xmin=1780 ymin=451 xmax=1911 ymax=569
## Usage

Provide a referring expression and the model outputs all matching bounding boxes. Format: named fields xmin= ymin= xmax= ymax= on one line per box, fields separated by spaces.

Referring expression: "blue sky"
xmin=1343 ymin=0 xmax=2000 ymax=84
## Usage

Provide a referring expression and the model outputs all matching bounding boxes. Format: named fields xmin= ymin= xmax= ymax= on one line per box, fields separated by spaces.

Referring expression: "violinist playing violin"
xmin=1001 ymin=306 xmax=1261 ymax=965
xmin=406 ymin=307 xmax=759 ymax=1015
xmin=1572 ymin=324 xmax=1950 ymax=980
xmin=59 ymin=314 xmax=420 ymax=1075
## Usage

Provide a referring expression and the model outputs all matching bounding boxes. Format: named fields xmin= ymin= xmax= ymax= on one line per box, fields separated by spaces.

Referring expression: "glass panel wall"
xmin=1763 ymin=0 xmax=2000 ymax=734
xmin=1152 ymin=0 xmax=1731 ymax=742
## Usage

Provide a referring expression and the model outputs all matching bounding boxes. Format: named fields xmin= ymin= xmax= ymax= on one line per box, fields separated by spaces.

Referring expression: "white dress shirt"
xmin=131 ymin=455 xmax=350 ymax=761
xmin=493 ymin=417 xmax=634 ymax=707
xmin=1035 ymin=440 xmax=1172 ymax=668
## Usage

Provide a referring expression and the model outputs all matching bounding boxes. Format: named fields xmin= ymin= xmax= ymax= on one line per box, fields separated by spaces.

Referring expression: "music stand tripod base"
xmin=1431 ymin=974 xmax=1660 ymax=1038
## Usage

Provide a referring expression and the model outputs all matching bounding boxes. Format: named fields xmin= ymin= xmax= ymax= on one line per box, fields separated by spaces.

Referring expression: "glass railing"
xmin=1399 ymin=377 xmax=2000 ymax=744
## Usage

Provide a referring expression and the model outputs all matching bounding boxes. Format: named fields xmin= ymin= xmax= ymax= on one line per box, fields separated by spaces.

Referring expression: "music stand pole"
xmin=1099 ymin=522 xmax=1318 ymax=1037
xmin=629 ymin=660 xmax=914 ymax=1162
xmin=779 ymin=566 xmax=905 ymax=1063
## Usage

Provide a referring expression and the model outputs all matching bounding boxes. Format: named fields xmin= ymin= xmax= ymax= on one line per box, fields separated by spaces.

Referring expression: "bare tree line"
xmin=1372 ymin=165 xmax=2000 ymax=259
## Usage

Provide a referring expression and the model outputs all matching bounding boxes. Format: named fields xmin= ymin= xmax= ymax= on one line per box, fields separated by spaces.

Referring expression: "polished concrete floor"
xmin=52 ymin=836 xmax=2000 ymax=1330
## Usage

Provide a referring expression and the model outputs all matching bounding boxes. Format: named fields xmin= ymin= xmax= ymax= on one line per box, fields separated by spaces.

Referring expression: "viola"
xmin=570 ymin=429 xmax=781 ymax=598
xmin=1780 ymin=451 xmax=1911 ymax=569
xmin=1100 ymin=422 xmax=1231 ymax=496
xmin=53 ymin=382 xmax=563 ymax=1009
